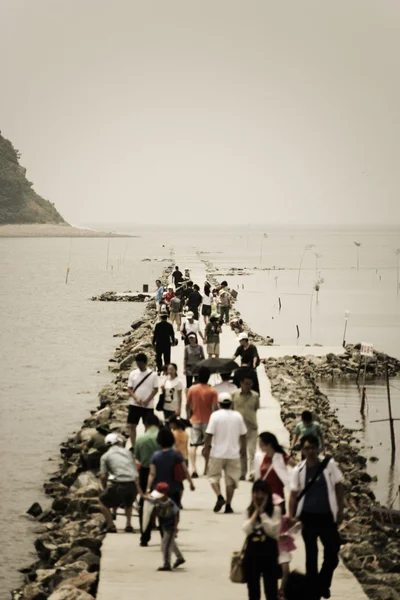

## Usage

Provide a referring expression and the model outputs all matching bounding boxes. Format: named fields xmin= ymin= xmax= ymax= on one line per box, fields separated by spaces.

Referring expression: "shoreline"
xmin=0 ymin=224 xmax=135 ymax=238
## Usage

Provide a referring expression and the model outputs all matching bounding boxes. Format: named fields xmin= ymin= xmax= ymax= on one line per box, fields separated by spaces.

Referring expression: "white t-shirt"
xmin=163 ymin=376 xmax=184 ymax=412
xmin=213 ymin=381 xmax=238 ymax=396
xmin=128 ymin=368 xmax=159 ymax=408
xmin=206 ymin=409 xmax=247 ymax=459
xmin=181 ymin=319 xmax=201 ymax=338
xmin=202 ymin=294 xmax=212 ymax=306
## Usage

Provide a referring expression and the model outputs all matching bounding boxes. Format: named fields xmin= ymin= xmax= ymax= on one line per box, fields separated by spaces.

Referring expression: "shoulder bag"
xmin=132 ymin=370 xmax=153 ymax=393
xmin=295 ymin=455 xmax=332 ymax=506
xmin=230 ymin=538 xmax=248 ymax=584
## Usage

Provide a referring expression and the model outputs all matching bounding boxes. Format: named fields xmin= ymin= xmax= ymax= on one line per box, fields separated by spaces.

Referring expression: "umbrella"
xmin=192 ymin=357 xmax=238 ymax=375
xmin=142 ymin=499 xmax=155 ymax=532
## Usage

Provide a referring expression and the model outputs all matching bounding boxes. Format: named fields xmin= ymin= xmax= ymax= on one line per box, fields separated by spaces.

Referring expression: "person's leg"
xmin=189 ymin=445 xmax=198 ymax=475
xmin=263 ymin=570 xmax=279 ymax=600
xmin=247 ymin=428 xmax=258 ymax=479
xmin=208 ymin=458 xmax=226 ymax=511
xmin=171 ymin=537 xmax=184 ymax=562
xmin=301 ymin=519 xmax=319 ymax=583
xmin=161 ymin=530 xmax=174 ymax=567
xmin=128 ymin=424 xmax=137 ymax=449
xmin=224 ymin=458 xmax=240 ymax=512
xmin=186 ymin=375 xmax=193 ymax=388
xmin=99 ymin=501 xmax=115 ymax=529
xmin=241 ymin=433 xmax=248 ymax=478
xmin=246 ymin=556 xmax=262 ymax=600
xmin=318 ymin=521 xmax=341 ymax=596
xmin=279 ymin=562 xmax=290 ymax=599
xmin=156 ymin=347 xmax=163 ymax=373
xmin=125 ymin=505 xmax=132 ymax=529
xmin=164 ymin=345 xmax=171 ymax=366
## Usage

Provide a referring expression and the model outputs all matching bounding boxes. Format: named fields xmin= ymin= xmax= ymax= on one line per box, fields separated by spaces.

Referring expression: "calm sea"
xmin=0 ymin=225 xmax=399 ymax=596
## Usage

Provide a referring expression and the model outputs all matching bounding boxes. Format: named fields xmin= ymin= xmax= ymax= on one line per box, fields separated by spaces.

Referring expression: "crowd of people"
xmin=97 ymin=268 xmax=344 ymax=600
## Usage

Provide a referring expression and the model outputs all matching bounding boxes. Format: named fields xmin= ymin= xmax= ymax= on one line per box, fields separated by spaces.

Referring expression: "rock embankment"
xmin=264 ymin=354 xmax=400 ymax=600
xmin=13 ymin=266 xmax=172 ymax=600
xmin=90 ymin=292 xmax=151 ymax=302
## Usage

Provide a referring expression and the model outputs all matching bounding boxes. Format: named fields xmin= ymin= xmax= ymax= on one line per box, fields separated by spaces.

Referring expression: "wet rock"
xmin=47 ymin=585 xmax=95 ymax=600
xmin=19 ymin=582 xmax=47 ymax=600
xmin=27 ymin=503 xmax=43 ymax=518
xmin=54 ymin=571 xmax=97 ymax=596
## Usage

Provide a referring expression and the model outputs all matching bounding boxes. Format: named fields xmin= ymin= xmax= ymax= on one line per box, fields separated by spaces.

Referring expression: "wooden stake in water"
xmin=370 ymin=362 xmax=399 ymax=465
xmin=106 ymin=233 xmax=112 ymax=270
xmin=360 ymin=356 xmax=368 ymax=415
xmin=65 ymin=238 xmax=72 ymax=284
xmin=65 ymin=267 xmax=70 ymax=284
xmin=342 ymin=310 xmax=350 ymax=348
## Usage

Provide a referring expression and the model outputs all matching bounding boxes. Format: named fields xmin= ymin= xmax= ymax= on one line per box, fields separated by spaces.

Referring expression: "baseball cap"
xmin=105 ymin=433 xmax=121 ymax=446
xmin=150 ymin=482 xmax=169 ymax=499
xmin=238 ymin=332 xmax=249 ymax=342
xmin=218 ymin=392 xmax=232 ymax=405
xmin=186 ymin=311 xmax=194 ymax=319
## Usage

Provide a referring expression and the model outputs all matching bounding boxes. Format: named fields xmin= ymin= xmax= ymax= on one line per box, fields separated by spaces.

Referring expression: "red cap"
xmin=155 ymin=482 xmax=169 ymax=495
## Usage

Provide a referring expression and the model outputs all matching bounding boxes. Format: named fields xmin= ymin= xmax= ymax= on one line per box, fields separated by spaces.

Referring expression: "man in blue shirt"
xmin=155 ymin=279 xmax=164 ymax=312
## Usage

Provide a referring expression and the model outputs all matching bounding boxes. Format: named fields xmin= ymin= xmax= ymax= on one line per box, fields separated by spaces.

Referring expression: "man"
xmin=127 ymin=353 xmax=159 ymax=448
xmin=155 ymin=279 xmax=165 ymax=312
xmin=181 ymin=280 xmax=193 ymax=304
xmin=204 ymin=314 xmax=222 ymax=357
xmin=135 ymin=413 xmax=160 ymax=546
xmin=290 ymin=410 xmax=324 ymax=453
xmin=169 ymin=294 xmax=182 ymax=329
xmin=231 ymin=377 xmax=260 ymax=481
xmin=218 ymin=288 xmax=231 ymax=324
xmin=180 ymin=311 xmax=204 ymax=345
xmin=186 ymin=366 xmax=218 ymax=478
xmin=289 ymin=435 xmax=344 ymax=600
xmin=152 ymin=309 xmax=175 ymax=373
xmin=233 ymin=362 xmax=260 ymax=394
xmin=233 ymin=332 xmax=260 ymax=369
xmin=213 ymin=372 xmax=238 ymax=396
xmin=172 ymin=266 xmax=183 ymax=289
xmin=186 ymin=283 xmax=203 ymax=320
xmin=99 ymin=433 xmax=142 ymax=533
xmin=203 ymin=393 xmax=247 ymax=514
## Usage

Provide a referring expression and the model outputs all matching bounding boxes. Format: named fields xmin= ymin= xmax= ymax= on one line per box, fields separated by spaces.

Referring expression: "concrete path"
xmin=97 ymin=252 xmax=367 ymax=600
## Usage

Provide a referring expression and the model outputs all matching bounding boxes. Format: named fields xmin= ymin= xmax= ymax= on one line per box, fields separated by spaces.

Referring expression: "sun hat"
xmin=238 ymin=332 xmax=249 ymax=342
xmin=105 ymin=433 xmax=122 ymax=446
xmin=188 ymin=332 xmax=197 ymax=339
xmin=218 ymin=392 xmax=232 ymax=405
xmin=186 ymin=311 xmax=194 ymax=319
xmin=150 ymin=482 xmax=169 ymax=499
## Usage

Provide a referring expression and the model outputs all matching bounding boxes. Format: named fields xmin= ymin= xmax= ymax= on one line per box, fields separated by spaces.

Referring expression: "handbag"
xmin=230 ymin=538 xmax=248 ymax=584
xmin=156 ymin=392 xmax=165 ymax=412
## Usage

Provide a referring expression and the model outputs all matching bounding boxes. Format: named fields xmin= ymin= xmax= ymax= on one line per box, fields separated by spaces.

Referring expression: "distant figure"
xmin=183 ymin=333 xmax=205 ymax=389
xmin=169 ymin=294 xmax=182 ymax=329
xmin=218 ymin=288 xmax=231 ymax=324
xmin=213 ymin=372 xmax=238 ymax=396
xmin=231 ymin=377 xmax=260 ymax=482
xmin=180 ymin=311 xmax=204 ymax=345
xmin=233 ymin=332 xmax=260 ymax=369
xmin=127 ymin=353 xmax=159 ymax=448
xmin=202 ymin=283 xmax=212 ymax=324
xmin=203 ymin=393 xmax=247 ymax=514
xmin=149 ymin=482 xmax=185 ymax=572
xmin=181 ymin=280 xmax=193 ymax=304
xmin=152 ymin=310 xmax=175 ymax=374
xmin=99 ymin=433 xmax=142 ymax=533
xmin=187 ymin=283 xmax=203 ymax=321
xmin=155 ymin=279 xmax=164 ymax=312
xmin=230 ymin=318 xmax=245 ymax=334
xmin=172 ymin=266 xmax=184 ymax=289
xmin=169 ymin=416 xmax=190 ymax=505
xmin=204 ymin=314 xmax=222 ymax=357
xmin=290 ymin=411 xmax=324 ymax=454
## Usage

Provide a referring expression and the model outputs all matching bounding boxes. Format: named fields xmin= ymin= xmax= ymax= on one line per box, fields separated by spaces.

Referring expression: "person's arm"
xmin=252 ymin=346 xmax=258 ymax=369
xmin=186 ymin=388 xmax=193 ymax=419
xmin=135 ymin=440 xmax=142 ymax=464
xmin=181 ymin=461 xmax=195 ymax=491
xmin=240 ymin=434 xmax=247 ymax=459
xmin=136 ymin=476 xmax=145 ymax=498
xmin=336 ymin=482 xmax=345 ymax=524
xmin=177 ymin=389 xmax=182 ymax=415
xmin=261 ymin=505 xmax=281 ymax=539
xmin=198 ymin=328 xmax=204 ymax=342
xmin=152 ymin=325 xmax=157 ymax=346
xmin=232 ymin=346 xmax=241 ymax=361
xmin=288 ymin=491 xmax=298 ymax=522
xmin=242 ymin=507 xmax=259 ymax=535
xmin=183 ymin=347 xmax=188 ymax=375
xmin=142 ymin=386 xmax=158 ymax=408
xmin=169 ymin=324 xmax=175 ymax=345
xmin=146 ymin=463 xmax=156 ymax=494
xmin=202 ymin=432 xmax=212 ymax=460
xmin=128 ymin=386 xmax=142 ymax=405
xmin=99 ymin=472 xmax=108 ymax=489
xmin=290 ymin=432 xmax=299 ymax=453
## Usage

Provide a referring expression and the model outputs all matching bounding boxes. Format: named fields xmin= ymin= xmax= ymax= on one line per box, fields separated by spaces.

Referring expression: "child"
xmin=273 ymin=494 xmax=297 ymax=600
xmin=149 ymin=482 xmax=185 ymax=572
xmin=290 ymin=410 xmax=324 ymax=454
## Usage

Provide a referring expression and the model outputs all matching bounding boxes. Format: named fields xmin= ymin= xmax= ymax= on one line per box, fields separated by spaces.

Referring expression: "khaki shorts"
xmin=208 ymin=457 xmax=241 ymax=488
xmin=207 ymin=342 xmax=220 ymax=356
xmin=170 ymin=312 xmax=181 ymax=326
xmin=190 ymin=423 xmax=208 ymax=446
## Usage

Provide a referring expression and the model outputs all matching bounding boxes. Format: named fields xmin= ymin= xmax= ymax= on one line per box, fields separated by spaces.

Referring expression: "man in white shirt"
xmin=127 ymin=353 xmax=158 ymax=448
xmin=213 ymin=373 xmax=238 ymax=396
xmin=203 ymin=393 xmax=247 ymax=514
xmin=180 ymin=311 xmax=204 ymax=345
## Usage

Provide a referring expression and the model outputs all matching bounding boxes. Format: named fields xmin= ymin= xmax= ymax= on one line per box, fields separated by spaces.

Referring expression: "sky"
xmin=0 ymin=0 xmax=400 ymax=227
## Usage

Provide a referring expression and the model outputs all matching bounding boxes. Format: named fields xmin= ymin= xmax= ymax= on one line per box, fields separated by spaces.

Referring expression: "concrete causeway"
xmin=96 ymin=253 xmax=367 ymax=600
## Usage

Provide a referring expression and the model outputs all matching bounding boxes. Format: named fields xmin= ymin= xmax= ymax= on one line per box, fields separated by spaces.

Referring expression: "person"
xmin=181 ymin=280 xmax=193 ymax=304
xmin=169 ymin=416 xmax=190 ymax=504
xmin=204 ymin=314 xmax=222 ymax=357
xmin=99 ymin=433 xmax=142 ymax=533
xmin=127 ymin=353 xmax=158 ymax=448
xmin=218 ymin=287 xmax=231 ymax=323
xmin=186 ymin=283 xmax=203 ymax=321
xmin=231 ymin=377 xmax=260 ymax=482
xmin=213 ymin=372 xmax=238 ymax=396
xmin=230 ymin=318 xmax=245 ymax=334
xmin=180 ymin=311 xmax=204 ymax=345
xmin=149 ymin=482 xmax=185 ymax=571
xmin=169 ymin=294 xmax=182 ymax=329
xmin=277 ymin=512 xmax=297 ymax=600
xmin=242 ymin=480 xmax=281 ymax=600
xmin=147 ymin=427 xmax=195 ymax=508
xmin=254 ymin=432 xmax=292 ymax=514
xmin=233 ymin=332 xmax=260 ymax=369
xmin=288 ymin=435 xmax=344 ymax=600
xmin=186 ymin=366 xmax=218 ymax=478
xmin=290 ymin=410 xmax=324 ymax=453
xmin=201 ymin=283 xmax=212 ymax=324
xmin=233 ymin=362 xmax=260 ymax=394
xmin=161 ymin=363 xmax=183 ymax=420
xmin=164 ymin=286 xmax=175 ymax=311
xmin=172 ymin=266 xmax=183 ymax=289
xmin=152 ymin=310 xmax=175 ymax=374
xmin=183 ymin=333 xmax=205 ymax=388
xmin=155 ymin=279 xmax=165 ymax=312
xmin=203 ymin=393 xmax=247 ymax=513
xmin=135 ymin=413 xmax=160 ymax=546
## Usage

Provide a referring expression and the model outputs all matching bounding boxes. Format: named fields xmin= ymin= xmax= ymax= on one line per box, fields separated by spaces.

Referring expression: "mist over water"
xmin=0 ymin=225 xmax=399 ymax=596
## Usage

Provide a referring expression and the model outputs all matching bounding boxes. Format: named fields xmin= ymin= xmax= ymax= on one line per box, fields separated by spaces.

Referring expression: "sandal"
xmin=107 ymin=525 xmax=117 ymax=533
xmin=125 ymin=525 xmax=134 ymax=533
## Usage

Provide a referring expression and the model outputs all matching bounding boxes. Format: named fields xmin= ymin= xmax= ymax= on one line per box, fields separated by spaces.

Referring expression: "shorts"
xmin=127 ymin=405 xmax=154 ymax=425
xmin=208 ymin=457 xmax=241 ymax=488
xmin=207 ymin=342 xmax=220 ymax=356
xmin=190 ymin=423 xmax=208 ymax=446
xmin=170 ymin=311 xmax=181 ymax=325
xmin=278 ymin=551 xmax=292 ymax=565
xmin=202 ymin=305 xmax=211 ymax=317
xmin=100 ymin=481 xmax=137 ymax=509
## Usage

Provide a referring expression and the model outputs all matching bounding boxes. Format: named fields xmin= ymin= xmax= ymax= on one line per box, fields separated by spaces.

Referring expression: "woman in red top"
xmin=255 ymin=432 xmax=292 ymax=514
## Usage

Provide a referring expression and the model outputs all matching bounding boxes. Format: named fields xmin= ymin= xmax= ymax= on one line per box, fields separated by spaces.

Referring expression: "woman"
xmin=183 ymin=333 xmax=205 ymax=388
xmin=202 ymin=283 xmax=212 ymax=324
xmin=243 ymin=480 xmax=281 ymax=600
xmin=254 ymin=432 xmax=293 ymax=514
xmin=204 ymin=314 xmax=222 ymax=358
xmin=161 ymin=363 xmax=183 ymax=420
xmin=147 ymin=427 xmax=195 ymax=507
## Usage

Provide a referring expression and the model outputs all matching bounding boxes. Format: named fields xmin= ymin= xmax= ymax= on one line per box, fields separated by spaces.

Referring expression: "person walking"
xmin=186 ymin=283 xmax=203 ymax=321
xmin=127 ymin=353 xmax=159 ymax=449
xmin=204 ymin=314 xmax=222 ymax=357
xmin=99 ymin=433 xmax=143 ymax=533
xmin=152 ymin=310 xmax=175 ymax=374
xmin=186 ymin=366 xmax=218 ymax=478
xmin=146 ymin=427 xmax=195 ymax=507
xmin=288 ymin=434 xmax=344 ymax=600
xmin=254 ymin=432 xmax=292 ymax=513
xmin=149 ymin=482 xmax=185 ymax=572
xmin=154 ymin=279 xmax=165 ymax=312
xmin=183 ymin=333 xmax=205 ymax=389
xmin=203 ymin=393 xmax=247 ymax=513
xmin=233 ymin=332 xmax=260 ymax=369
xmin=233 ymin=362 xmax=260 ymax=394
xmin=172 ymin=266 xmax=184 ymax=289
xmin=161 ymin=363 xmax=183 ymax=420
xmin=218 ymin=288 xmax=231 ymax=324
xmin=180 ymin=311 xmax=204 ymax=345
xmin=202 ymin=283 xmax=212 ymax=324
xmin=169 ymin=294 xmax=182 ymax=330
xmin=242 ymin=480 xmax=282 ymax=600
xmin=290 ymin=410 xmax=324 ymax=454
xmin=169 ymin=416 xmax=190 ymax=505
xmin=213 ymin=372 xmax=238 ymax=396
xmin=135 ymin=413 xmax=160 ymax=546
xmin=231 ymin=376 xmax=260 ymax=482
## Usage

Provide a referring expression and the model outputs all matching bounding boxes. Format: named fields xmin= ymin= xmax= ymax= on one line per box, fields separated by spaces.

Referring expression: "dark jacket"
xmin=153 ymin=320 xmax=175 ymax=347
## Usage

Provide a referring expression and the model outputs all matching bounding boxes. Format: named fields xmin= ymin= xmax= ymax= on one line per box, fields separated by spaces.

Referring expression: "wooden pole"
xmin=360 ymin=357 xmax=368 ymax=415
xmin=65 ymin=267 xmax=70 ymax=284
xmin=356 ymin=353 xmax=362 ymax=385
xmin=385 ymin=362 xmax=396 ymax=459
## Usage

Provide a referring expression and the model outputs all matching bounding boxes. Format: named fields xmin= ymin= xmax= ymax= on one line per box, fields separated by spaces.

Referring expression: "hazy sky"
xmin=1 ymin=0 xmax=400 ymax=226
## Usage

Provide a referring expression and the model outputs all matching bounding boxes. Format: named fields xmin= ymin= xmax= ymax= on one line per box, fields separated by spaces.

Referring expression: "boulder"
xmin=27 ymin=503 xmax=43 ymax=518
xmin=47 ymin=585 xmax=94 ymax=600
xmin=55 ymin=571 xmax=97 ymax=595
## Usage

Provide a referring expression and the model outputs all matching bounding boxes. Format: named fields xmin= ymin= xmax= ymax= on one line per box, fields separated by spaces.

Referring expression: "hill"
xmin=0 ymin=131 xmax=66 ymax=224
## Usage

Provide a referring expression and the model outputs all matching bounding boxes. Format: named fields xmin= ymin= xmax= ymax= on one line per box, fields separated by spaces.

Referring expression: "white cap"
xmin=150 ymin=490 xmax=164 ymax=500
xmin=218 ymin=392 xmax=232 ymax=405
xmin=105 ymin=433 xmax=122 ymax=446
xmin=186 ymin=311 xmax=194 ymax=319
xmin=238 ymin=332 xmax=249 ymax=341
